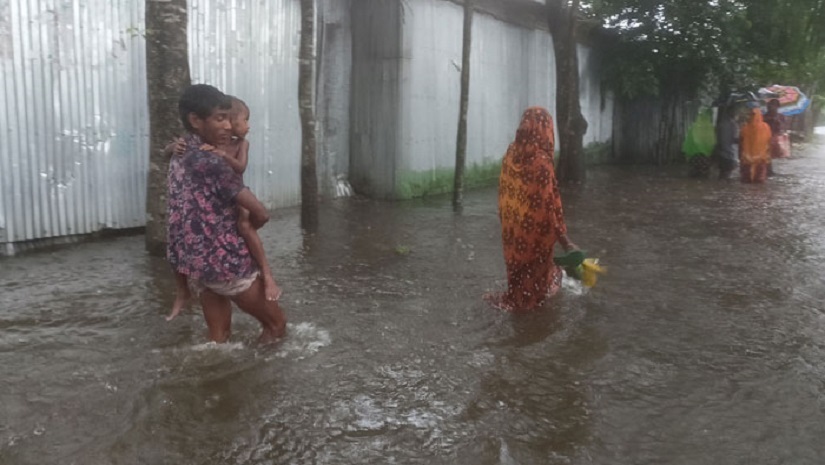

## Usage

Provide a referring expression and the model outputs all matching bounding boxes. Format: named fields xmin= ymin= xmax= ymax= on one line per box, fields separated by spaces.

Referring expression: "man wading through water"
xmin=166 ymin=84 xmax=287 ymax=343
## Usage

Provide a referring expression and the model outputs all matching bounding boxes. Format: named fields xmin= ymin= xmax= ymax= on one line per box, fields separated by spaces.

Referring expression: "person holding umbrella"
xmin=763 ymin=98 xmax=790 ymax=162
xmin=759 ymin=85 xmax=811 ymax=172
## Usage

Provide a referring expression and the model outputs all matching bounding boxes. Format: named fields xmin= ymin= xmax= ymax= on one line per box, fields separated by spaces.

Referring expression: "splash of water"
xmin=271 ymin=322 xmax=332 ymax=360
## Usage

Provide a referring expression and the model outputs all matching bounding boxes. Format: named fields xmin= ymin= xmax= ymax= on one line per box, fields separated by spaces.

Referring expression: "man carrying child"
xmin=166 ymin=84 xmax=286 ymax=343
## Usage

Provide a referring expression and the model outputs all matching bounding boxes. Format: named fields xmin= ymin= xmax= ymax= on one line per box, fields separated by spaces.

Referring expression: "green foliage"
xmin=589 ymin=0 xmax=750 ymax=99
xmin=589 ymin=0 xmax=825 ymax=101
xmin=744 ymin=0 xmax=825 ymax=94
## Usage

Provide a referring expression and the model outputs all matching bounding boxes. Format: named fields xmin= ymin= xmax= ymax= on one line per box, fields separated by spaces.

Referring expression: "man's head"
xmin=767 ymin=98 xmax=780 ymax=114
xmin=178 ymin=84 xmax=233 ymax=145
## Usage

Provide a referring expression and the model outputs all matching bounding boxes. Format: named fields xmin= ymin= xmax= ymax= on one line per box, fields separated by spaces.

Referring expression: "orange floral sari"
xmin=488 ymin=107 xmax=567 ymax=312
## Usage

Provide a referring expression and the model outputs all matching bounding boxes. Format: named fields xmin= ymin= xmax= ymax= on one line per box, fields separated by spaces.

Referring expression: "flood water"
xmin=3 ymin=138 xmax=825 ymax=465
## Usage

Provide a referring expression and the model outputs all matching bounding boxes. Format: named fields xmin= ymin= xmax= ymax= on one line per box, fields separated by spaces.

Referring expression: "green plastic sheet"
xmin=683 ymin=109 xmax=717 ymax=159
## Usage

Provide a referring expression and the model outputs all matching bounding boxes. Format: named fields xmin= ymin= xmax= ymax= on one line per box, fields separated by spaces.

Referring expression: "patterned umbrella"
xmin=758 ymin=85 xmax=811 ymax=116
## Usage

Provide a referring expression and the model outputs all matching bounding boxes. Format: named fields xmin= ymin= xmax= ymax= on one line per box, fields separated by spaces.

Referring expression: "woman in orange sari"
xmin=487 ymin=107 xmax=577 ymax=312
xmin=739 ymin=108 xmax=772 ymax=183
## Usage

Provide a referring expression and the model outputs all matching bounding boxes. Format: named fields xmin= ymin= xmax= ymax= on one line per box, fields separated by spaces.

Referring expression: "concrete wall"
xmin=578 ymin=45 xmax=615 ymax=163
xmin=350 ymin=0 xmax=615 ymax=199
xmin=349 ymin=0 xmax=404 ymax=198
xmin=317 ymin=0 xmax=352 ymax=198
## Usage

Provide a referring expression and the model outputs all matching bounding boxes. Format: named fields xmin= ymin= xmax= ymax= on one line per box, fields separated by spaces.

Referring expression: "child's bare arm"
xmin=234 ymin=139 xmax=249 ymax=175
xmin=165 ymin=138 xmax=186 ymax=158
xmin=203 ymin=140 xmax=249 ymax=175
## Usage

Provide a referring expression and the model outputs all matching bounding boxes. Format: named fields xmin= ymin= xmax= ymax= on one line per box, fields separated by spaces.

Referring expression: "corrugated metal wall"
xmin=188 ymin=0 xmax=303 ymax=210
xmin=0 ymin=0 xmax=306 ymax=250
xmin=0 ymin=0 xmax=149 ymax=247
xmin=0 ymin=0 xmax=615 ymax=248
xmin=402 ymin=0 xmax=614 ymax=172
xmin=351 ymin=0 xmax=615 ymax=198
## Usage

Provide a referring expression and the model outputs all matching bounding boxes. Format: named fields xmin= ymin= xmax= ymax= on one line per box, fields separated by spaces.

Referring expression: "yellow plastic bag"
xmin=580 ymin=259 xmax=607 ymax=288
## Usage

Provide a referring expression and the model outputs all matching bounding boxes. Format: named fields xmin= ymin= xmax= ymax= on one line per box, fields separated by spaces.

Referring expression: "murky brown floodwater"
xmin=2 ymin=138 xmax=825 ymax=465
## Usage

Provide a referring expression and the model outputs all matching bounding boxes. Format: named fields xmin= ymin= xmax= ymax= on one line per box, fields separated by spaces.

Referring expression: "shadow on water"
xmin=2 ymin=137 xmax=825 ymax=464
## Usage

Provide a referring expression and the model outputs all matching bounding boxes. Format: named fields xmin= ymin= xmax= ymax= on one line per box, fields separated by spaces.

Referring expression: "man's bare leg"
xmin=200 ymin=289 xmax=233 ymax=343
xmin=237 ymin=208 xmax=281 ymax=302
xmin=231 ymin=276 xmax=287 ymax=343
xmin=167 ymin=271 xmax=192 ymax=321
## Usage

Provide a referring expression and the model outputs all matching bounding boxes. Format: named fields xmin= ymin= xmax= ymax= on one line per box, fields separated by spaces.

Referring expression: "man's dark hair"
xmin=178 ymin=84 xmax=232 ymax=132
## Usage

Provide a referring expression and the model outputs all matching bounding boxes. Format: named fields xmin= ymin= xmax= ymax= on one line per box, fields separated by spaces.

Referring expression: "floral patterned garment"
xmin=166 ymin=134 xmax=256 ymax=283
xmin=490 ymin=107 xmax=567 ymax=312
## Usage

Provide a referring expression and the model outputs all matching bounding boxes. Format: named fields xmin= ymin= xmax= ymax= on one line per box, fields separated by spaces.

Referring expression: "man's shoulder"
xmin=183 ymin=147 xmax=222 ymax=171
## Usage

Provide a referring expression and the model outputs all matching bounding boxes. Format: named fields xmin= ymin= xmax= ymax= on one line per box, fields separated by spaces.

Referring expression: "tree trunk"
xmin=453 ymin=0 xmax=473 ymax=208
xmin=145 ymin=0 xmax=191 ymax=256
xmin=549 ymin=0 xmax=587 ymax=183
xmin=802 ymin=82 xmax=820 ymax=139
xmin=299 ymin=0 xmax=319 ymax=232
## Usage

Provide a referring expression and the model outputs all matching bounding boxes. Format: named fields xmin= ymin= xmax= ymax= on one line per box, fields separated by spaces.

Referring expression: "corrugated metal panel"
xmin=361 ymin=0 xmax=614 ymax=195
xmin=465 ymin=5 xmax=561 ymax=168
xmin=188 ymin=0 xmax=303 ymax=210
xmin=0 ymin=0 xmax=149 ymax=245
xmin=0 ymin=0 xmax=305 ymax=248
xmin=0 ymin=0 xmax=612 ymax=246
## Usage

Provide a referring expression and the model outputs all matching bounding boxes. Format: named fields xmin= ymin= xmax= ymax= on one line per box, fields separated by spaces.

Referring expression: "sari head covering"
xmin=490 ymin=107 xmax=567 ymax=312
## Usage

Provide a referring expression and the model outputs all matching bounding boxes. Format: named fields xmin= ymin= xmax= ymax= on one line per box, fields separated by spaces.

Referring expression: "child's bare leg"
xmin=167 ymin=271 xmax=192 ymax=321
xmin=238 ymin=208 xmax=281 ymax=301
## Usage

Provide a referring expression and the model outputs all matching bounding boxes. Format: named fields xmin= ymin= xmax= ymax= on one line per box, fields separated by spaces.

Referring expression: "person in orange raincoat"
xmin=485 ymin=107 xmax=578 ymax=312
xmin=739 ymin=108 xmax=772 ymax=183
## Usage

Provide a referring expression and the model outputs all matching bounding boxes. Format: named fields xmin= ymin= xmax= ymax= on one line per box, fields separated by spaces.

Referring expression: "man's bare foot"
xmin=166 ymin=289 xmax=192 ymax=321
xmin=263 ymin=274 xmax=282 ymax=302
xmin=257 ymin=326 xmax=286 ymax=345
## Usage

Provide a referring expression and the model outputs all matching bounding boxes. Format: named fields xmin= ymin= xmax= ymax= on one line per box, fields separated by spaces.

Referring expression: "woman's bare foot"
xmin=263 ymin=274 xmax=282 ymax=302
xmin=166 ymin=288 xmax=192 ymax=321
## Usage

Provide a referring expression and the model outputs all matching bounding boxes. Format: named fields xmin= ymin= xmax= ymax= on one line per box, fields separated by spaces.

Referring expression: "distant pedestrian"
xmin=763 ymin=98 xmax=791 ymax=162
xmin=739 ymin=108 xmax=772 ymax=184
xmin=713 ymin=105 xmax=739 ymax=180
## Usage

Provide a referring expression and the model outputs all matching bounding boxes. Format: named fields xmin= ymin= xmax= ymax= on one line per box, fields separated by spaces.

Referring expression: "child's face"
xmin=232 ymin=108 xmax=250 ymax=139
